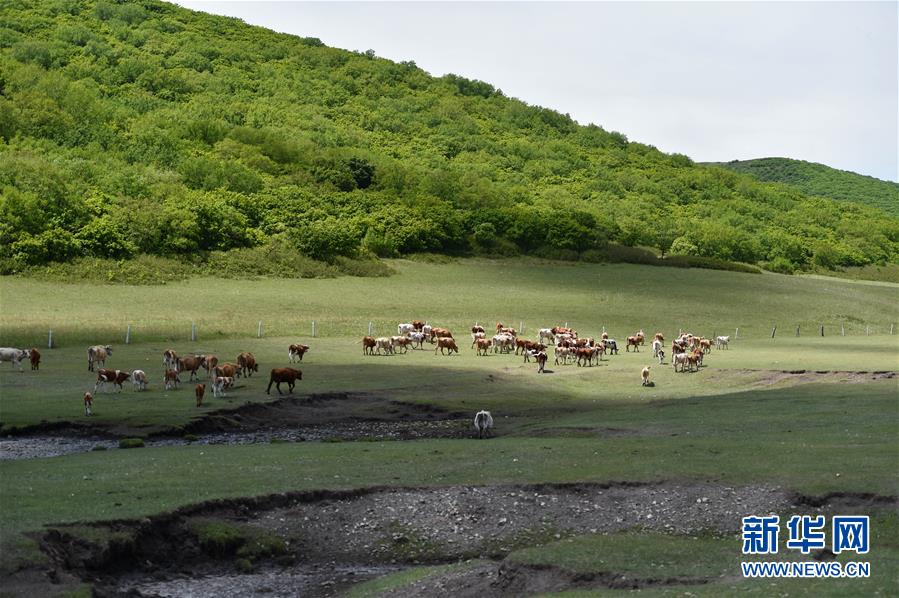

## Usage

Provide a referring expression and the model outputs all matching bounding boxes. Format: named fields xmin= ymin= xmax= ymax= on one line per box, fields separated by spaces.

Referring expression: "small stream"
xmin=0 ymin=419 xmax=468 ymax=461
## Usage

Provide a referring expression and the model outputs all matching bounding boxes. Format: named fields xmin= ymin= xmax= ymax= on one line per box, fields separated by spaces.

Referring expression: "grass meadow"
xmin=0 ymin=258 xmax=897 ymax=596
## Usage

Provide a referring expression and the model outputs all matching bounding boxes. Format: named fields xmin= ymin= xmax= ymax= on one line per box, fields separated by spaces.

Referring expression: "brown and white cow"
xmin=203 ymin=355 xmax=219 ymax=378
xmin=471 ymin=325 xmax=485 ymax=335
xmin=288 ymin=344 xmax=310 ymax=363
xmin=87 ymin=345 xmax=112 ymax=372
xmin=164 ymin=369 xmax=181 ymax=390
xmin=641 ymin=366 xmax=651 ymax=386
xmin=212 ymin=376 xmax=233 ymax=397
xmin=163 ymin=348 xmax=179 ymax=371
xmin=435 ymin=337 xmax=459 ymax=355
xmin=131 ymin=369 xmax=148 ymax=391
xmin=362 ymin=336 xmax=377 ymax=355
xmin=83 ymin=392 xmax=93 ymax=416
xmin=626 ymin=336 xmax=641 ymax=352
xmin=267 ymin=368 xmax=302 ymax=395
xmin=535 ymin=351 xmax=548 ymax=373
xmin=95 ymin=368 xmax=130 ymax=393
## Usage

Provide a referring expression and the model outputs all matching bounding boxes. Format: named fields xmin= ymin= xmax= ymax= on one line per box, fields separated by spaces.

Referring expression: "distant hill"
xmin=1 ymin=0 xmax=897 ymax=276
xmin=708 ymin=158 xmax=899 ymax=218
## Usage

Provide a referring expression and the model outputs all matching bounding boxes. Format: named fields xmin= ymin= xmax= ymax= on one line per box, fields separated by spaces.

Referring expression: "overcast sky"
xmin=176 ymin=1 xmax=898 ymax=182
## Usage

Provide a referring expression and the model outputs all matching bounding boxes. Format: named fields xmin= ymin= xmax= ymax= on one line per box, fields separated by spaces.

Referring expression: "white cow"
xmin=673 ymin=353 xmax=690 ymax=372
xmin=131 ymin=369 xmax=148 ymax=391
xmin=408 ymin=332 xmax=427 ymax=349
xmin=715 ymin=335 xmax=730 ymax=350
xmin=538 ymin=328 xmax=556 ymax=345
xmin=397 ymin=323 xmax=415 ymax=335
xmin=0 ymin=348 xmax=29 ymax=372
xmin=474 ymin=410 xmax=494 ymax=439
xmin=651 ymin=339 xmax=663 ymax=358
xmin=492 ymin=334 xmax=515 ymax=354
xmin=374 ymin=337 xmax=394 ymax=355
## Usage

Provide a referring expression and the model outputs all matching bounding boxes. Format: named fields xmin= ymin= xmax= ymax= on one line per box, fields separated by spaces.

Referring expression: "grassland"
xmin=0 ymin=259 xmax=897 ymax=595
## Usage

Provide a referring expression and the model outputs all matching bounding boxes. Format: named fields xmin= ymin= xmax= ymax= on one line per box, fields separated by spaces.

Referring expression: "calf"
xmin=435 ymin=337 xmax=459 ymax=355
xmin=212 ymin=376 xmax=233 ymax=397
xmin=288 ymin=344 xmax=310 ymax=363
xmin=475 ymin=338 xmax=493 ymax=356
xmin=0 ymin=348 xmax=29 ymax=372
xmin=237 ymin=352 xmax=258 ymax=377
xmin=474 ymin=410 xmax=493 ymax=439
xmin=163 ymin=348 xmax=178 ymax=371
xmin=95 ymin=368 xmax=130 ymax=393
xmin=83 ymin=391 xmax=93 ymax=416
xmin=641 ymin=366 xmax=651 ymax=386
xmin=195 ymin=383 xmax=205 ymax=407
xmin=87 ymin=345 xmax=112 ymax=372
xmin=651 ymin=339 xmax=663 ymax=358
xmin=164 ymin=369 xmax=181 ymax=390
xmin=29 ymin=348 xmax=41 ymax=371
xmin=471 ymin=331 xmax=486 ymax=348
xmin=267 ymin=367 xmax=302 ymax=395
xmin=131 ymin=369 xmax=148 ymax=391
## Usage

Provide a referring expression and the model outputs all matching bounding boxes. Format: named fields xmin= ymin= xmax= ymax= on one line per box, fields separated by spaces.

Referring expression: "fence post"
xmin=520 ymin=321 xmax=523 ymax=334
xmin=191 ymin=322 xmax=197 ymax=342
xmin=866 ymin=325 xmax=869 ymax=336
xmin=795 ymin=325 xmax=800 ymax=337
xmin=257 ymin=321 xmax=263 ymax=338
xmin=841 ymin=323 xmax=845 ymax=337
xmin=125 ymin=324 xmax=131 ymax=345
xmin=820 ymin=325 xmax=824 ymax=337
xmin=368 ymin=322 xmax=373 ymax=336
xmin=48 ymin=329 xmax=53 ymax=349
xmin=771 ymin=325 xmax=777 ymax=339
xmin=735 ymin=327 xmax=739 ymax=339
xmin=891 ymin=323 xmax=894 ymax=335
xmin=312 ymin=321 xmax=316 ymax=338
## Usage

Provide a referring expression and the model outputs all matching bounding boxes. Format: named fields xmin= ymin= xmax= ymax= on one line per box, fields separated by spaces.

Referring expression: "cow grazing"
xmin=475 ymin=338 xmax=493 ymax=356
xmin=237 ymin=352 xmax=258 ymax=377
xmin=626 ymin=336 xmax=640 ymax=352
xmin=87 ymin=345 xmax=112 ymax=372
xmin=212 ymin=376 xmax=233 ymax=397
xmin=29 ymin=348 xmax=40 ymax=371
xmin=288 ymin=344 xmax=310 ymax=363
xmin=163 ymin=348 xmax=178 ymax=371
xmin=362 ymin=336 xmax=377 ymax=355
xmin=164 ymin=369 xmax=181 ymax=390
xmin=83 ymin=392 xmax=93 ymax=416
xmin=535 ymin=351 xmax=548 ymax=373
xmin=0 ymin=348 xmax=29 ymax=372
xmin=131 ymin=369 xmax=148 ymax=391
xmin=474 ymin=410 xmax=494 ymax=438
xmin=267 ymin=368 xmax=302 ymax=395
xmin=178 ymin=355 xmax=205 ymax=382
xmin=195 ymin=383 xmax=205 ymax=407
xmin=95 ymin=368 xmax=130 ymax=393
xmin=203 ymin=355 xmax=219 ymax=378
xmin=641 ymin=366 xmax=651 ymax=386
xmin=435 ymin=337 xmax=459 ymax=355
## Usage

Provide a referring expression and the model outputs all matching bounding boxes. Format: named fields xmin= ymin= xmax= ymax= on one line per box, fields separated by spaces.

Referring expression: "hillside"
xmin=1 ymin=0 xmax=898 ymax=276
xmin=709 ymin=158 xmax=899 ymax=217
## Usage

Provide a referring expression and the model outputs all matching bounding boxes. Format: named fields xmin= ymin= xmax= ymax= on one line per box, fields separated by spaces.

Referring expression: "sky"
xmin=175 ymin=1 xmax=899 ymax=182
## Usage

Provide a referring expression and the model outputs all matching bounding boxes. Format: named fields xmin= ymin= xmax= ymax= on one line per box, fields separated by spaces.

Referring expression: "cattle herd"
xmin=1 ymin=323 xmax=732 ymax=432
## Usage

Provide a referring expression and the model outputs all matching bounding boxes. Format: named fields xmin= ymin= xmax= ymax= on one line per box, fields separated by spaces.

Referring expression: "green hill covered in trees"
xmin=709 ymin=158 xmax=899 ymax=218
xmin=1 ymin=0 xmax=898 ymax=276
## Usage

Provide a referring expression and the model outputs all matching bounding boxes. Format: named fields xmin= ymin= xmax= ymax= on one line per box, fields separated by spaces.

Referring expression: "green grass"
xmin=347 ymin=561 xmax=486 ymax=598
xmin=1 ymin=258 xmax=896 ymax=346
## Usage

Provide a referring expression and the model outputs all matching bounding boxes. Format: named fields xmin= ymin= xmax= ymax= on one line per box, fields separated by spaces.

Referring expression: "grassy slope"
xmin=1 ymin=258 xmax=897 ymax=346
xmin=709 ymin=158 xmax=899 ymax=217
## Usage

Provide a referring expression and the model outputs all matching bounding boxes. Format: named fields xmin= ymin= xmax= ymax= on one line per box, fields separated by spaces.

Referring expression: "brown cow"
xmin=653 ymin=332 xmax=665 ymax=344
xmin=267 ymin=367 xmax=302 ymax=395
xmin=87 ymin=345 xmax=112 ymax=372
xmin=635 ymin=329 xmax=646 ymax=345
xmin=203 ymin=355 xmax=219 ymax=378
xmin=214 ymin=363 xmax=241 ymax=379
xmin=475 ymin=338 xmax=493 ymax=356
xmin=29 ymin=347 xmax=40 ymax=371
xmin=430 ymin=327 xmax=453 ymax=340
xmin=288 ymin=344 xmax=310 ymax=363
xmin=362 ymin=336 xmax=377 ymax=355
xmin=95 ymin=368 xmax=130 ymax=393
xmin=83 ymin=391 xmax=93 ymax=416
xmin=626 ymin=336 xmax=640 ymax=352
xmin=411 ymin=320 xmax=425 ymax=331
xmin=434 ymin=337 xmax=459 ymax=355
xmin=195 ymin=383 xmax=206 ymax=407
xmin=699 ymin=338 xmax=712 ymax=354
xmin=178 ymin=355 xmax=205 ymax=382
xmin=164 ymin=369 xmax=181 ymax=390
xmin=237 ymin=352 xmax=258 ymax=377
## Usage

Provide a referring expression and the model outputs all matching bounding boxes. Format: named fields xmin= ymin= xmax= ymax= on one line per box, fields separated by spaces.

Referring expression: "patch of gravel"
xmin=0 ymin=436 xmax=117 ymax=460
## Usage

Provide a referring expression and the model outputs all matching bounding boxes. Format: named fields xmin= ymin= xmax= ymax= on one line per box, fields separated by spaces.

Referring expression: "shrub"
xmin=118 ymin=438 xmax=145 ymax=449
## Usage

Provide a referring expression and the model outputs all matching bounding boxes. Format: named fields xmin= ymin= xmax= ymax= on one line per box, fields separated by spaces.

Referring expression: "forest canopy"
xmin=1 ymin=0 xmax=897 ymax=276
